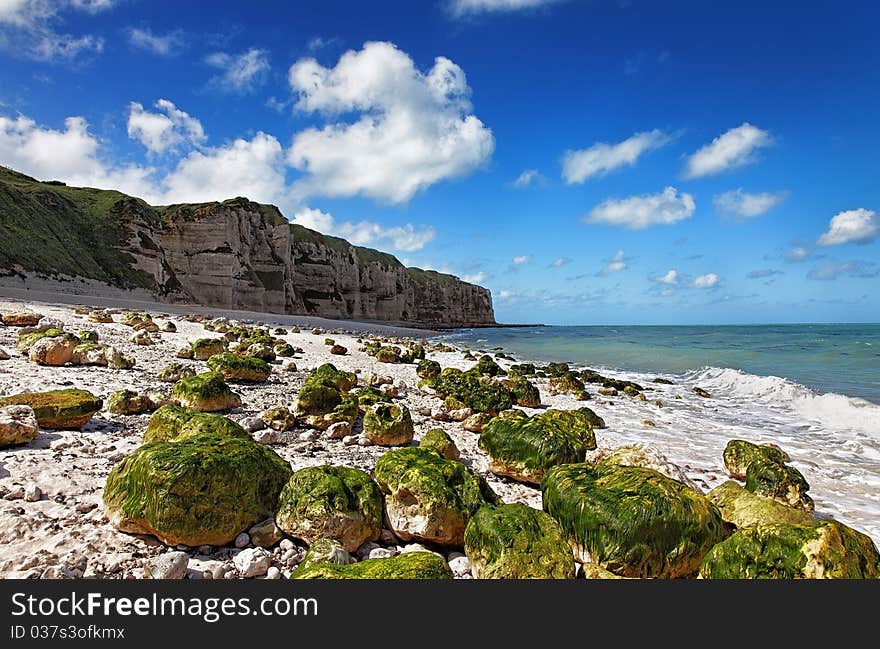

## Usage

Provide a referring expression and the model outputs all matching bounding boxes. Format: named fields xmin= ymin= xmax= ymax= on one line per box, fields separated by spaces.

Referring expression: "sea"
xmin=437 ymin=324 xmax=880 ymax=545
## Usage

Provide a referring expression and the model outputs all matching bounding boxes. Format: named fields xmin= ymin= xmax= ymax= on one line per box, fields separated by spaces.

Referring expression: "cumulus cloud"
xmin=807 ymin=260 xmax=879 ymax=281
xmin=293 ymin=207 xmax=436 ymax=253
xmin=817 ymin=208 xmax=878 ymax=246
xmin=714 ymin=188 xmax=787 ymax=219
xmin=449 ymin=0 xmax=562 ymax=15
xmin=512 ymin=255 xmax=531 ymax=265
xmin=693 ymin=272 xmax=720 ymax=288
xmin=127 ymin=27 xmax=185 ymax=56
xmin=549 ymin=256 xmax=570 ymax=268
xmin=0 ymin=0 xmax=115 ymax=61
xmin=127 ymin=99 xmax=205 ymax=154
xmin=497 ymin=290 xmax=513 ymax=299
xmin=585 ymin=186 xmax=695 ymax=230
xmin=657 ymin=269 xmax=679 ymax=284
xmin=206 ymin=48 xmax=270 ymax=94
xmin=685 ymin=123 xmax=772 ymax=178
xmin=597 ymin=250 xmax=627 ymax=276
xmin=287 ymin=41 xmax=494 ymax=204
xmin=562 ymin=129 xmax=672 ymax=184
xmin=513 ymin=168 xmax=542 ymax=188
xmin=463 ymin=272 xmax=487 ymax=283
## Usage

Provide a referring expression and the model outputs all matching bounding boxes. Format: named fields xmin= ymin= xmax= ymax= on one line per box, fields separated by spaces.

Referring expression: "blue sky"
xmin=0 ymin=0 xmax=878 ymax=325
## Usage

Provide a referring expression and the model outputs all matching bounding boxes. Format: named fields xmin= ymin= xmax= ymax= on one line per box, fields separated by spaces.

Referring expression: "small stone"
xmin=240 ymin=417 xmax=267 ymax=433
xmin=4 ymin=486 xmax=24 ymax=500
xmin=693 ymin=386 xmax=712 ymax=398
xmin=0 ymin=348 xmax=9 ymax=360
xmin=447 ymin=408 xmax=473 ymax=422
xmin=253 ymin=429 xmax=282 ymax=445
xmin=198 ymin=545 xmax=213 ymax=555
xmin=298 ymin=430 xmax=320 ymax=442
xmin=400 ymin=543 xmax=430 ymax=554
xmin=75 ymin=502 xmax=97 ymax=514
xmin=266 ymin=567 xmax=281 ymax=580
xmin=0 ymin=405 xmax=39 ymax=447
xmin=652 ymin=400 xmax=663 ymax=408
xmin=281 ymin=360 xmax=297 ymax=372
xmin=211 ymin=564 xmax=227 ymax=580
xmin=234 ymin=532 xmax=250 ymax=549
xmin=233 ymin=548 xmax=270 ymax=578
xmin=368 ymin=548 xmax=397 ymax=560
xmin=598 ymin=387 xmax=618 ymax=396
xmin=325 ymin=421 xmax=352 ymax=439
xmin=431 ymin=409 xmax=450 ymax=422
xmin=448 ymin=555 xmax=471 ymax=577
xmin=356 ymin=541 xmax=381 ymax=560
xmin=330 ymin=345 xmax=347 ymax=355
xmin=144 ymin=552 xmax=189 ymax=579
xmin=279 ymin=539 xmax=295 ymax=552
xmin=248 ymin=519 xmax=283 ymax=548
xmin=643 ymin=419 xmax=657 ymax=427
xmin=342 ymin=435 xmax=358 ymax=446
xmin=23 ymin=483 xmax=41 ymax=502
xmin=357 ymin=436 xmax=373 ymax=447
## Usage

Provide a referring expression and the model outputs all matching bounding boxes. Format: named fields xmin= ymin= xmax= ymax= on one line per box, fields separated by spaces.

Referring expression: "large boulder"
xmin=103 ymin=431 xmax=292 ymax=546
xmin=699 ymin=520 xmax=880 ymax=579
xmin=143 ymin=406 xmax=250 ymax=444
xmin=427 ymin=368 xmax=514 ymax=414
xmin=16 ymin=328 xmax=67 ymax=353
xmin=707 ymin=481 xmax=814 ymax=529
xmin=416 ymin=359 xmax=441 ymax=380
xmin=541 ymin=462 xmax=726 ymax=578
xmin=206 ymin=353 xmax=271 ymax=383
xmin=362 ymin=402 xmax=415 ymax=446
xmin=479 ymin=409 xmax=597 ymax=484
xmin=745 ymin=456 xmax=813 ymax=512
xmin=0 ymin=389 xmax=102 ymax=430
xmin=190 ymin=338 xmax=227 ymax=361
xmin=584 ymin=444 xmax=699 ymax=491
xmin=464 ymin=503 xmax=575 ymax=579
xmin=420 ymin=428 xmax=460 ymax=461
xmin=106 ymin=390 xmax=154 ymax=415
xmin=295 ymin=364 xmax=358 ymax=430
xmin=723 ymin=439 xmax=790 ymax=479
xmin=503 ymin=375 xmax=541 ymax=408
xmin=275 ymin=465 xmax=383 ymax=552
xmin=374 ymin=446 xmax=501 ymax=547
xmin=2 ymin=312 xmax=43 ymax=326
xmin=0 ymin=405 xmax=39 ymax=447
xmin=474 ymin=355 xmax=506 ymax=377
xmin=291 ymin=550 xmax=452 ymax=580
xmin=171 ymin=372 xmax=242 ymax=412
xmin=28 ymin=334 xmax=79 ymax=366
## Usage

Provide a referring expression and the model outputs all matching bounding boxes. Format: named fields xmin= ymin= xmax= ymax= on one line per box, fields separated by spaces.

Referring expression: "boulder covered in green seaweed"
xmin=157 ymin=362 xmax=197 ymax=383
xmin=206 ymin=353 xmax=271 ymax=383
xmin=723 ymin=439 xmax=789 ymax=479
xmin=420 ymin=428 xmax=460 ymax=460
xmin=707 ymin=481 xmax=814 ymax=529
xmin=363 ymin=402 xmax=415 ymax=446
xmin=171 ymin=372 xmax=242 ymax=412
xmin=464 ymin=503 xmax=575 ymax=579
xmin=427 ymin=367 xmax=514 ymax=414
xmin=541 ymin=462 xmax=725 ymax=578
xmin=475 ymin=355 xmax=506 ymax=377
xmin=745 ymin=456 xmax=813 ymax=512
xmin=503 ymin=375 xmax=541 ymax=408
xmin=0 ymin=389 xmax=102 ymax=430
xmin=295 ymin=364 xmax=358 ymax=430
xmin=106 ymin=390 xmax=154 ymax=415
xmin=416 ymin=359 xmax=442 ymax=380
xmin=190 ymin=338 xmax=227 ymax=361
xmin=143 ymin=405 xmax=250 ymax=444
xmin=291 ymin=551 xmax=452 ymax=580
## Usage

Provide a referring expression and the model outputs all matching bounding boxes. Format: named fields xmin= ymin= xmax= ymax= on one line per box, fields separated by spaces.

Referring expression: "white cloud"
xmin=562 ymin=129 xmax=671 ymax=184
xmin=307 ymin=36 xmax=340 ymax=52
xmin=450 ymin=0 xmax=560 ymax=15
xmin=127 ymin=27 xmax=184 ymax=56
xmin=497 ymin=290 xmax=513 ymax=299
xmin=550 ymin=256 xmax=570 ymax=268
xmin=512 ymin=255 xmax=531 ymax=265
xmin=287 ymin=41 xmax=494 ymax=204
xmin=585 ymin=186 xmax=695 ymax=230
xmin=657 ymin=269 xmax=679 ymax=285
xmin=293 ymin=207 xmax=436 ymax=253
xmin=206 ymin=48 xmax=270 ymax=94
xmin=817 ymin=208 xmax=878 ymax=246
xmin=785 ymin=246 xmax=810 ymax=262
xmin=693 ymin=273 xmax=719 ymax=288
xmin=0 ymin=0 xmax=113 ymax=61
xmin=463 ymin=272 xmax=486 ymax=283
xmin=127 ymin=99 xmax=205 ymax=154
xmin=513 ymin=168 xmax=541 ymax=188
xmin=598 ymin=250 xmax=627 ymax=276
xmin=714 ymin=188 xmax=787 ymax=219
xmin=807 ymin=260 xmax=878 ymax=281
xmin=685 ymin=123 xmax=772 ymax=178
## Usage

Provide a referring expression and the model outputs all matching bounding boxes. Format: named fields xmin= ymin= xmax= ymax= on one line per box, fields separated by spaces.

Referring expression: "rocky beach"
xmin=1 ymin=295 xmax=877 ymax=580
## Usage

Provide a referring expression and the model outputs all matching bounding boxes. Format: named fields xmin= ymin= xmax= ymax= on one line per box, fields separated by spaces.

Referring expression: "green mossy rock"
xmin=699 ymin=520 xmax=880 ymax=579
xmin=428 ymin=368 xmax=514 ymax=414
xmin=541 ymin=462 xmax=725 ymax=578
xmin=577 ymin=407 xmax=606 ymax=429
xmin=363 ymin=402 xmax=415 ymax=446
xmin=103 ymin=432 xmax=292 ymax=547
xmin=355 ymin=386 xmax=391 ymax=410
xmin=416 ymin=359 xmax=441 ymax=380
xmin=274 ymin=343 xmax=295 ymax=357
xmin=260 ymin=406 xmax=298 ymax=432
xmin=275 ymin=465 xmax=383 ymax=551
xmin=16 ymin=328 xmax=69 ymax=353
xmin=376 ymin=346 xmax=401 ymax=363
xmin=464 ymin=504 xmax=575 ymax=579
xmin=0 ymin=389 xmax=102 ymax=430
xmin=190 ymin=338 xmax=227 ymax=361
xmin=106 ymin=390 xmax=153 ymax=415
xmin=479 ymin=409 xmax=597 ymax=485
xmin=78 ymin=330 xmax=98 ymax=342
xmin=409 ymin=344 xmax=426 ymax=360
xmin=157 ymin=363 xmax=197 ymax=383
xmin=245 ymin=343 xmax=276 ymax=362
xmin=723 ymin=439 xmax=790 ymax=479
xmin=171 ymin=372 xmax=242 ymax=412
xmin=375 ymin=446 xmax=501 ymax=546
xmin=420 ymin=428 xmax=460 ymax=460
xmin=604 ymin=378 xmax=644 ymax=393
xmin=143 ymin=406 xmax=249 ymax=444
xmin=508 ymin=363 xmax=537 ymax=377
xmin=291 ymin=551 xmax=453 ymax=580
xmin=545 ymin=362 xmax=570 ymax=377
xmin=295 ymin=364 xmax=359 ymax=430
xmin=549 ymin=373 xmax=585 ymax=395
xmin=745 ymin=456 xmax=813 ymax=512
xmin=504 ymin=375 xmax=541 ymax=408
xmin=475 ymin=355 xmax=506 ymax=377
xmin=206 ymin=353 xmax=271 ymax=383
xmin=708 ymin=481 xmax=814 ymax=529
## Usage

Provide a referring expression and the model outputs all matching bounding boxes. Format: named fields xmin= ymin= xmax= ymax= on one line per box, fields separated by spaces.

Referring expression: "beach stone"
xmin=585 ymin=444 xmax=700 ymax=491
xmin=504 ymin=376 xmax=541 ymax=408
xmin=281 ymin=359 xmax=297 ymax=372
xmin=692 ymin=386 xmax=711 ymax=398
xmin=28 ymin=335 xmax=79 ymax=366
xmin=291 ymin=550 xmax=452 ymax=580
xmin=420 ymin=428 xmax=460 ymax=461
xmin=207 ymin=353 xmax=271 ymax=383
xmin=425 ymin=367 xmax=515 ymax=414
xmin=462 ymin=412 xmax=493 ymax=433
xmin=342 ymin=435 xmax=358 ymax=445
xmin=157 ymin=363 xmax=197 ymax=383
xmin=171 ymin=372 xmax=242 ymax=412
xmin=266 ymin=567 xmax=281 ymax=579
xmin=542 ymin=462 xmax=725 ymax=578
xmin=106 ymin=390 xmax=154 ymax=415
xmin=723 ymin=439 xmax=790 ymax=479
xmin=234 ymin=532 xmax=251 ymax=548
xmin=0 ymin=347 xmax=9 ymax=360
xmin=88 ymin=311 xmax=113 ymax=323
xmin=325 ymin=421 xmax=352 ymax=439
xmin=598 ymin=387 xmax=618 ymax=396
xmin=369 ymin=548 xmax=396 ymax=560
xmin=107 ymin=349 xmax=136 ymax=370
xmin=447 ymin=407 xmax=473 ymax=422
xmin=745 ymin=456 xmax=813 ymax=512
xmin=699 ymin=520 xmax=880 ymax=579
xmin=161 ymin=321 xmax=177 ymax=332
xmin=0 ymin=389 xmax=102 ymax=430
xmin=708 ymin=481 xmax=814 ymax=528
xmin=23 ymin=483 xmax=42 ymax=502
xmin=363 ymin=402 xmax=414 ymax=446
xmin=479 ymin=409 xmax=597 ymax=485
xmin=240 ymin=417 xmax=267 ymax=433
xmin=260 ymin=406 xmax=297 ymax=432
xmin=0 ymin=405 xmax=39 ymax=447
xmin=234 ymin=548 xmax=270 ymax=578
xmin=253 ymin=429 xmax=282 ymax=445
xmin=249 ymin=519 xmax=283 ymax=548
xmin=330 ymin=344 xmax=347 ymax=355
xmin=143 ymin=406 xmax=250 ymax=444
xmin=295 ymin=364 xmax=358 ymax=431
xmin=375 ymin=446 xmax=500 ymax=546
xmin=1 ymin=312 xmax=43 ymax=326
xmin=144 ymin=552 xmax=189 ymax=579
xmin=191 ymin=338 xmax=227 ymax=361
xmin=464 ymin=503 xmax=574 ymax=579
xmin=416 ymin=359 xmax=441 ymax=380
xmin=176 ymin=347 xmax=195 ymax=359
xmin=448 ymin=555 xmax=471 ymax=577
xmin=246 ymin=343 xmax=276 ymax=362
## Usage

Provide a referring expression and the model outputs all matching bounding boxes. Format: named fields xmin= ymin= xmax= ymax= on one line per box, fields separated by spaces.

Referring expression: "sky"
xmin=0 ymin=0 xmax=878 ymax=325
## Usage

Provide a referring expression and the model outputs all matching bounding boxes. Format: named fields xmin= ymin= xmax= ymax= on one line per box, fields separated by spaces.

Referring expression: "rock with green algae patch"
xmin=260 ymin=407 xmax=297 ymax=432
xmin=354 ymin=386 xmax=391 ymax=410
xmin=206 ymin=353 xmax=271 ymax=383
xmin=745 ymin=456 xmax=813 ymax=512
xmin=475 ymin=355 xmax=506 ymax=377
xmin=291 ymin=550 xmax=452 ymax=580
xmin=103 ymin=431 xmax=292 ymax=547
xmin=376 ymin=346 xmax=401 ymax=363
xmin=0 ymin=389 xmax=102 ymax=430
xmin=584 ymin=444 xmax=699 ymax=491
xmin=28 ymin=334 xmax=80 ymax=366
xmin=420 ymin=428 xmax=460 ymax=460
xmin=275 ymin=465 xmax=383 ymax=552
xmin=548 ymin=373 xmax=585 ymax=396
xmin=427 ymin=368 xmax=514 ymax=414
xmin=708 ymin=481 xmax=814 ymax=529
xmin=699 ymin=520 xmax=880 ymax=579
xmin=363 ymin=402 xmax=414 ymax=446
xmin=143 ymin=406 xmax=249 ymax=444
xmin=374 ymin=446 xmax=501 ymax=547
xmin=295 ymin=364 xmax=358 ymax=431
xmin=541 ymin=462 xmax=725 ymax=578
xmin=503 ymin=375 xmax=541 ymax=408
xmin=171 ymin=372 xmax=242 ymax=412
xmin=416 ymin=359 xmax=441 ymax=380
xmin=190 ymin=337 xmax=227 ymax=361
xmin=464 ymin=503 xmax=575 ymax=579
xmin=478 ymin=409 xmax=597 ymax=485
xmin=16 ymin=328 xmax=68 ymax=353
xmin=106 ymin=390 xmax=154 ymax=415
xmin=274 ymin=343 xmax=295 ymax=357
xmin=723 ymin=439 xmax=790 ymax=479
xmin=157 ymin=363 xmax=197 ymax=383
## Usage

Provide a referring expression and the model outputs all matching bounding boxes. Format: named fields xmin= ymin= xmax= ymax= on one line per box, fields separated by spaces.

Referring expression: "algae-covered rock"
xmin=0 ymin=389 xmax=102 ymax=430
xmin=28 ymin=334 xmax=80 ymax=366
xmin=745 ymin=456 xmax=813 ymax=512
xmin=699 ymin=520 xmax=880 ymax=579
xmin=171 ymin=372 xmax=242 ymax=412
xmin=275 ymin=465 xmax=383 ymax=551
xmin=157 ymin=363 xmax=197 ymax=383
xmin=106 ymin=390 xmax=154 ymax=415
xmin=461 ymin=411 xmax=494 ymax=433
xmin=376 ymin=346 xmax=401 ymax=363
xmin=416 ymin=359 xmax=441 ymax=380
xmin=191 ymin=338 xmax=227 ymax=360
xmin=291 ymin=551 xmax=452 ymax=580
xmin=245 ymin=343 xmax=276 ymax=362
xmin=479 ymin=409 xmax=597 ymax=485
xmin=375 ymin=446 xmax=500 ymax=546
xmin=504 ymin=376 xmax=541 ymax=408
xmin=464 ymin=503 xmax=575 ymax=579
xmin=274 ymin=343 xmax=295 ymax=357
xmin=143 ymin=406 xmax=250 ymax=444
xmin=295 ymin=364 xmax=358 ymax=431
xmin=541 ymin=462 xmax=725 ymax=578
xmin=363 ymin=402 xmax=415 ymax=446
xmin=549 ymin=373 xmax=585 ymax=396
xmin=584 ymin=444 xmax=699 ymax=491
xmin=723 ymin=439 xmax=790 ymax=479
xmin=428 ymin=368 xmax=514 ymax=414
xmin=708 ymin=481 xmax=814 ymax=529
xmin=206 ymin=353 xmax=271 ymax=383
xmin=16 ymin=328 xmax=67 ymax=352
xmin=420 ymin=428 xmax=460 ymax=460
xmin=475 ymin=355 xmax=506 ymax=377
xmin=355 ymin=386 xmax=391 ymax=410
xmin=103 ymin=432 xmax=292 ymax=547
xmin=260 ymin=406 xmax=298 ymax=432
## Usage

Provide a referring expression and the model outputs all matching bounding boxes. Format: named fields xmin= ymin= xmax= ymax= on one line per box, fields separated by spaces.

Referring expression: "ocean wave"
xmin=687 ymin=366 xmax=880 ymax=435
